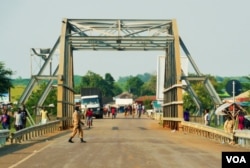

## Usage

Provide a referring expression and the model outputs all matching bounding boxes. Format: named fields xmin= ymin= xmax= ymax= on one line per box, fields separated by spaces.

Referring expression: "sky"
xmin=1 ymin=0 xmax=250 ymax=81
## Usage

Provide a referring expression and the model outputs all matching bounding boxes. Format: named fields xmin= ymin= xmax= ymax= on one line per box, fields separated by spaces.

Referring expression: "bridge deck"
xmin=0 ymin=113 xmax=249 ymax=168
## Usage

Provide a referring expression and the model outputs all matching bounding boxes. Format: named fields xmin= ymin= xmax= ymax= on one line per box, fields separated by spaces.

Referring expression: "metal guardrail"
xmin=9 ymin=120 xmax=60 ymax=144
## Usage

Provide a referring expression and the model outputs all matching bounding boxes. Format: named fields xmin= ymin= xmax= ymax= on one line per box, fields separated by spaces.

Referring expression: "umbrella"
xmin=215 ymin=103 xmax=233 ymax=115
xmin=215 ymin=102 xmax=247 ymax=116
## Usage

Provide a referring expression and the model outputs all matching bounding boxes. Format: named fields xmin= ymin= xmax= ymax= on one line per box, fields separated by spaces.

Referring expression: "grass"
xmin=10 ymin=85 xmax=26 ymax=103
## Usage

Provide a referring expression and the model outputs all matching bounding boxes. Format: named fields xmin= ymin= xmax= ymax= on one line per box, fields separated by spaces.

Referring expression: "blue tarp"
xmin=240 ymin=102 xmax=250 ymax=107
xmin=152 ymin=101 xmax=161 ymax=109
xmin=152 ymin=101 xmax=162 ymax=112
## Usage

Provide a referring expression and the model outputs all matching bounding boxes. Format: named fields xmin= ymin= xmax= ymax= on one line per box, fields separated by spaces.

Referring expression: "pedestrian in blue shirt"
xmin=183 ymin=108 xmax=190 ymax=121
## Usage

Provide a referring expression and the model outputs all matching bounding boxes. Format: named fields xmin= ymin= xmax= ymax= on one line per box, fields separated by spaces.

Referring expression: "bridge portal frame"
xmin=57 ymin=18 xmax=183 ymax=129
xmin=18 ymin=18 xmax=222 ymax=130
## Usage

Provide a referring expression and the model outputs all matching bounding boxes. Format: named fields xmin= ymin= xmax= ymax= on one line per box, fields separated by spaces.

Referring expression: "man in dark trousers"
xmin=21 ymin=105 xmax=28 ymax=128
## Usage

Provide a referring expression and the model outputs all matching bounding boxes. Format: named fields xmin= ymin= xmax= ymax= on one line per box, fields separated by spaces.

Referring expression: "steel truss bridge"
xmin=18 ymin=19 xmax=222 ymax=130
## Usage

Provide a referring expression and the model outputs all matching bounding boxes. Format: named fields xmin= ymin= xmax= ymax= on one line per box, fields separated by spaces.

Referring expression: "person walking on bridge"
xmin=85 ymin=108 xmax=93 ymax=128
xmin=40 ymin=107 xmax=50 ymax=124
xmin=204 ymin=109 xmax=210 ymax=126
xmin=13 ymin=108 xmax=23 ymax=131
xmin=68 ymin=106 xmax=86 ymax=143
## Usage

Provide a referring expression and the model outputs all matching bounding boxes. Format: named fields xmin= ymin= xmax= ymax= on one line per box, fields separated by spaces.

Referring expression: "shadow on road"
xmin=0 ymin=130 xmax=70 ymax=157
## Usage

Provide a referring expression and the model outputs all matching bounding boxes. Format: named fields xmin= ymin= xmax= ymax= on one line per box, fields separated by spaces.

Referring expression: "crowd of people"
xmin=103 ymin=103 xmax=145 ymax=119
xmin=183 ymin=106 xmax=250 ymax=132
xmin=0 ymin=105 xmax=28 ymax=131
xmin=0 ymin=105 xmax=53 ymax=132
xmin=2 ymin=101 xmax=248 ymax=145
xmin=68 ymin=103 xmax=146 ymax=143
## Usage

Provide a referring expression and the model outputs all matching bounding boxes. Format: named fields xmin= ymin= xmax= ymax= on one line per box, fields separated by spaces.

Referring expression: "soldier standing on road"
xmin=68 ymin=106 xmax=86 ymax=143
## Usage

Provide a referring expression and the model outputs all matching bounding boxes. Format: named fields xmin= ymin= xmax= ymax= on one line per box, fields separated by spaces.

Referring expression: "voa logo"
xmin=226 ymin=156 xmax=246 ymax=163
xmin=222 ymin=152 xmax=250 ymax=168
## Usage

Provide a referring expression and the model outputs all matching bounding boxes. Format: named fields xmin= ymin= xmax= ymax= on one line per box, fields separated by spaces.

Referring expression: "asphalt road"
xmin=0 ymin=113 xmax=249 ymax=168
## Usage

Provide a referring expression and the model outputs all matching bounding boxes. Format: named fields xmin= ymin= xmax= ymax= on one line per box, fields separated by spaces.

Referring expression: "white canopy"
xmin=215 ymin=103 xmax=233 ymax=115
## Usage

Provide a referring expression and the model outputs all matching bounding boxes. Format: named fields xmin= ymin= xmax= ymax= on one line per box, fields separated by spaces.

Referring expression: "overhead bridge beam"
xmin=181 ymin=76 xmax=207 ymax=81
xmin=32 ymin=75 xmax=58 ymax=80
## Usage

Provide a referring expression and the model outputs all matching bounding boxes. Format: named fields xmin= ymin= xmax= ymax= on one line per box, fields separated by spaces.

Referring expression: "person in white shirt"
xmin=204 ymin=109 xmax=210 ymax=126
xmin=14 ymin=108 xmax=23 ymax=131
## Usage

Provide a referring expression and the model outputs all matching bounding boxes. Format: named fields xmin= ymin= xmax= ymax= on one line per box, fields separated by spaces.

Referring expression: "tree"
xmin=125 ymin=76 xmax=144 ymax=97
xmin=104 ymin=73 xmax=115 ymax=97
xmin=113 ymin=83 xmax=123 ymax=96
xmin=25 ymin=82 xmax=57 ymax=116
xmin=141 ymin=75 xmax=156 ymax=95
xmin=105 ymin=73 xmax=115 ymax=88
xmin=182 ymin=74 xmax=216 ymax=114
xmin=0 ymin=61 xmax=13 ymax=94
xmin=80 ymin=71 xmax=122 ymax=97
xmin=136 ymin=73 xmax=152 ymax=82
xmin=81 ymin=71 xmax=104 ymax=87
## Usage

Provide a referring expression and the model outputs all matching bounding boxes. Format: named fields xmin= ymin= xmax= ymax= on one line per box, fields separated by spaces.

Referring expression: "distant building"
xmin=0 ymin=93 xmax=11 ymax=108
xmin=134 ymin=95 xmax=156 ymax=105
xmin=114 ymin=92 xmax=133 ymax=106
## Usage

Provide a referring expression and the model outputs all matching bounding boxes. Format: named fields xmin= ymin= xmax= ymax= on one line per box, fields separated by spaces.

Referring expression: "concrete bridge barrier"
xmin=9 ymin=120 xmax=60 ymax=144
xmin=181 ymin=121 xmax=250 ymax=148
xmin=0 ymin=129 xmax=10 ymax=147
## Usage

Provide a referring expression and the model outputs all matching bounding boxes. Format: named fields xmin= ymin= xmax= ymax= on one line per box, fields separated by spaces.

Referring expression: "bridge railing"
xmin=181 ymin=121 xmax=234 ymax=143
xmin=181 ymin=121 xmax=250 ymax=148
xmin=9 ymin=120 xmax=60 ymax=144
xmin=234 ymin=130 xmax=250 ymax=147
xmin=0 ymin=130 xmax=10 ymax=147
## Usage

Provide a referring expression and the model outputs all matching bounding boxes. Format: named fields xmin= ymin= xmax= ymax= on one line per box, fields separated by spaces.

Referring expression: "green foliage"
xmin=125 ymin=76 xmax=144 ymax=97
xmin=183 ymin=81 xmax=213 ymax=114
xmin=9 ymin=71 xmax=250 ymax=118
xmin=183 ymin=75 xmax=250 ymax=114
xmin=76 ymin=71 xmax=155 ymax=98
xmin=113 ymin=83 xmax=123 ymax=96
xmin=103 ymin=73 xmax=115 ymax=97
xmin=143 ymin=99 xmax=152 ymax=110
xmin=79 ymin=71 xmax=120 ymax=97
xmin=0 ymin=61 xmax=13 ymax=94
xmin=141 ymin=75 xmax=156 ymax=95
xmin=11 ymin=78 xmax=30 ymax=86
xmin=136 ymin=73 xmax=152 ymax=82
xmin=24 ymin=82 xmax=57 ymax=116
xmin=10 ymin=85 xmax=26 ymax=102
